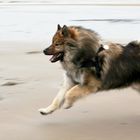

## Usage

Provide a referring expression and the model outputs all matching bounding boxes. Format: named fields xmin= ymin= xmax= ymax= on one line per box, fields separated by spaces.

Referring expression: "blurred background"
xmin=0 ymin=0 xmax=140 ymax=43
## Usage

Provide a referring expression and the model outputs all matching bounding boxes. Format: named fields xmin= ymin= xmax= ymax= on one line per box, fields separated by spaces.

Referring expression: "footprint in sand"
xmin=1 ymin=81 xmax=22 ymax=86
xmin=26 ymin=51 xmax=42 ymax=55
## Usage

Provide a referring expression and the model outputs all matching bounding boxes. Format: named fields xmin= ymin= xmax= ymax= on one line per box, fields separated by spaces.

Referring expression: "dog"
xmin=39 ymin=25 xmax=140 ymax=115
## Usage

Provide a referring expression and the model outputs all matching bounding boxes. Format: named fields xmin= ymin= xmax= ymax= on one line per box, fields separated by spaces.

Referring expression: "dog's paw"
xmin=63 ymin=101 xmax=73 ymax=109
xmin=38 ymin=108 xmax=54 ymax=115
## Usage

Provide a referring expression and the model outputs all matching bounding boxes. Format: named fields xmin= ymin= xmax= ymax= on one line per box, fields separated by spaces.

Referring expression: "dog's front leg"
xmin=39 ymin=73 xmax=74 ymax=115
xmin=63 ymin=85 xmax=99 ymax=109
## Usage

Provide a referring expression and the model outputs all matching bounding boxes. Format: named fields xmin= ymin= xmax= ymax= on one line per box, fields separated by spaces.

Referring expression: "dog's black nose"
xmin=43 ymin=49 xmax=47 ymax=55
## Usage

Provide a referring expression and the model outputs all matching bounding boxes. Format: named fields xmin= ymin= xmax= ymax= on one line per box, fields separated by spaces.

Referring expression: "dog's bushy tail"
xmin=127 ymin=40 xmax=140 ymax=48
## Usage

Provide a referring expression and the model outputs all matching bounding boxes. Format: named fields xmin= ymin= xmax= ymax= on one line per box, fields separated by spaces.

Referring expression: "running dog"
xmin=39 ymin=25 xmax=140 ymax=115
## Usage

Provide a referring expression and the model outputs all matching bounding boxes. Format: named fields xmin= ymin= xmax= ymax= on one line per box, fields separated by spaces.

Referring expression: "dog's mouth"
xmin=50 ymin=53 xmax=64 ymax=63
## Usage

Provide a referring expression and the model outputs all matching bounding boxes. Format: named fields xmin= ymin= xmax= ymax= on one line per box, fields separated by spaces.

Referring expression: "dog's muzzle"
xmin=43 ymin=48 xmax=64 ymax=63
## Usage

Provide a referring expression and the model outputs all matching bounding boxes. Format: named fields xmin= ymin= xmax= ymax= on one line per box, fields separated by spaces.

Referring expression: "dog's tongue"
xmin=50 ymin=55 xmax=57 ymax=62
xmin=50 ymin=53 xmax=63 ymax=63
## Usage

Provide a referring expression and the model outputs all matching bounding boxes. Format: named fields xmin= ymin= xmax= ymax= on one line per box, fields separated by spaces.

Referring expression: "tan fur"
xmin=64 ymin=73 xmax=101 ymax=108
xmin=68 ymin=27 xmax=80 ymax=40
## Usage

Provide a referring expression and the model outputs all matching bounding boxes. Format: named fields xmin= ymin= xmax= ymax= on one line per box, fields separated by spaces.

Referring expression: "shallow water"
xmin=0 ymin=4 xmax=140 ymax=42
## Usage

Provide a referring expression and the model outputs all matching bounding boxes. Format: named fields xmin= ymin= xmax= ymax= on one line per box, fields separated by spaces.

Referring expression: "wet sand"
xmin=0 ymin=41 xmax=140 ymax=140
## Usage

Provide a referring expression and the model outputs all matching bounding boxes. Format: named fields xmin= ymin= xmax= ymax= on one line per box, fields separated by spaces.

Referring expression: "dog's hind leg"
xmin=63 ymin=84 xmax=99 ymax=109
xmin=39 ymin=73 xmax=75 ymax=115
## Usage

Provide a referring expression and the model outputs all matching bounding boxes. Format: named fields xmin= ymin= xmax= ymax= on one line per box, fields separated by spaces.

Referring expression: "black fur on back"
xmin=72 ymin=41 xmax=140 ymax=90
xmin=102 ymin=41 xmax=140 ymax=89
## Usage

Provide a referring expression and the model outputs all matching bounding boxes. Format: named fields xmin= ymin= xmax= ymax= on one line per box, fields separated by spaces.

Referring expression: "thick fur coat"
xmin=39 ymin=25 xmax=140 ymax=115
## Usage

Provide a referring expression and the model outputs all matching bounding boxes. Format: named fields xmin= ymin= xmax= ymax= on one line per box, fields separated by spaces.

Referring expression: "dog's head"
xmin=43 ymin=24 xmax=76 ymax=63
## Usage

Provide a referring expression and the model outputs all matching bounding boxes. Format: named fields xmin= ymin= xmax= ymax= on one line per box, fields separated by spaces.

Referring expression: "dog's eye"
xmin=67 ymin=42 xmax=75 ymax=48
xmin=55 ymin=43 xmax=60 ymax=46
xmin=55 ymin=43 xmax=63 ymax=46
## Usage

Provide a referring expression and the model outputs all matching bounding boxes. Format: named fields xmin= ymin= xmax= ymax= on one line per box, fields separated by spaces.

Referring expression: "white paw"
xmin=38 ymin=108 xmax=54 ymax=115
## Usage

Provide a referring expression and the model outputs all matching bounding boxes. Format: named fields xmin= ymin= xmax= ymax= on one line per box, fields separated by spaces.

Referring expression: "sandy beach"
xmin=0 ymin=42 xmax=140 ymax=140
xmin=0 ymin=3 xmax=140 ymax=140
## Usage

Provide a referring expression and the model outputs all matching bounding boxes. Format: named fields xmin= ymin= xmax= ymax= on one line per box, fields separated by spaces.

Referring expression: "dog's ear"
xmin=57 ymin=24 xmax=61 ymax=30
xmin=62 ymin=25 xmax=69 ymax=37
